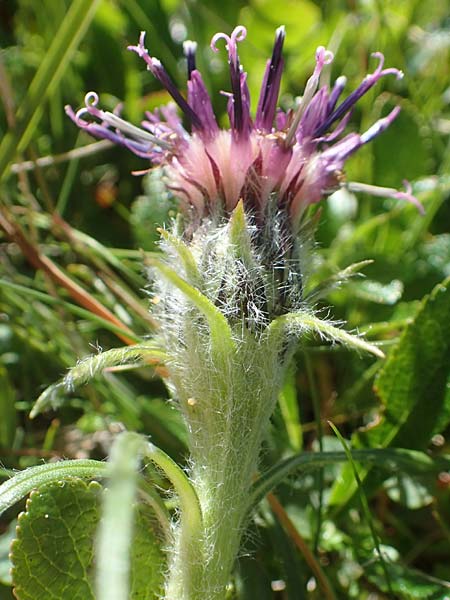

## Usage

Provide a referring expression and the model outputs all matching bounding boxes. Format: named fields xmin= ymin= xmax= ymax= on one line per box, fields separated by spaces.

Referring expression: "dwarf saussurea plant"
xmin=62 ymin=25 xmax=420 ymax=600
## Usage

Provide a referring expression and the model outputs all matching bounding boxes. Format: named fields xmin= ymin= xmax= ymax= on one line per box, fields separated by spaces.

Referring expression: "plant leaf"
xmin=158 ymin=228 xmax=201 ymax=285
xmin=374 ymin=276 xmax=450 ymax=446
xmin=30 ymin=343 xmax=168 ymax=418
xmin=0 ymin=460 xmax=107 ymax=517
xmin=330 ymin=276 xmax=450 ymax=505
xmin=96 ymin=432 xmax=149 ymax=600
xmin=328 ymin=422 xmax=393 ymax=595
xmin=10 ymin=479 xmax=165 ymax=600
xmin=278 ymin=366 xmax=302 ymax=452
xmin=248 ymin=448 xmax=450 ymax=511
xmin=143 ymin=441 xmax=203 ymax=544
xmin=149 ymin=258 xmax=235 ymax=358
xmin=0 ymin=279 xmax=142 ymax=344
xmin=11 ymin=479 xmax=101 ymax=600
xmin=0 ymin=0 xmax=101 ymax=179
xmin=267 ymin=311 xmax=385 ymax=358
xmin=0 ymin=366 xmax=16 ymax=447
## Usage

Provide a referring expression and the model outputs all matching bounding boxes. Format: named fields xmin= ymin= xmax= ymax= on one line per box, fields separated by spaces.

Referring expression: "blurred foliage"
xmin=0 ymin=0 xmax=449 ymax=598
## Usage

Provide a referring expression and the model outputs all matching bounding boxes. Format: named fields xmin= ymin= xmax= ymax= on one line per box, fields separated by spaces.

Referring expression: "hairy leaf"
xmin=30 ymin=343 xmax=167 ymax=418
xmin=267 ymin=311 xmax=385 ymax=358
xmin=372 ymin=276 xmax=450 ymax=446
xmin=148 ymin=258 xmax=235 ymax=358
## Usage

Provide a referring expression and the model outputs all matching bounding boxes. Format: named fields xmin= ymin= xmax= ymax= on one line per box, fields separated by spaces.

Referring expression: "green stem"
xmin=164 ymin=337 xmax=287 ymax=600
xmin=166 ymin=438 xmax=265 ymax=600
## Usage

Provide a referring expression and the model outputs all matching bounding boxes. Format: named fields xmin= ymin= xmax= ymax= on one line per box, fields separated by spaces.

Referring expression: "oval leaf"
xmin=10 ymin=479 xmax=165 ymax=600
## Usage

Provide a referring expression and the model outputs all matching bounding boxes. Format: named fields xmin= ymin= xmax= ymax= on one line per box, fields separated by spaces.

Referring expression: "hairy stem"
xmin=164 ymin=336 xmax=288 ymax=600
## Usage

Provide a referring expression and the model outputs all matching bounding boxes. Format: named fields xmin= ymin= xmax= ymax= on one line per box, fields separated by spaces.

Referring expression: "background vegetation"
xmin=0 ymin=0 xmax=449 ymax=598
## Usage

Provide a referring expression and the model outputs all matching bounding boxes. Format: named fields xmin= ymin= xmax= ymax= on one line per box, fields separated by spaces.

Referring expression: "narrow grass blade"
xmin=328 ymin=423 xmax=393 ymax=596
xmin=1 ymin=279 xmax=142 ymax=344
xmin=0 ymin=0 xmax=101 ymax=179
xmin=249 ymin=448 xmax=450 ymax=510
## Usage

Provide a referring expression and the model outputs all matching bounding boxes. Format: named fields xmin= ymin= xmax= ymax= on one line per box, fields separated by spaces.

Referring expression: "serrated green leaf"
xmin=11 ymin=479 xmax=101 ymax=600
xmin=10 ymin=479 xmax=165 ymax=600
xmin=372 ymin=275 xmax=450 ymax=444
xmin=330 ymin=276 xmax=450 ymax=505
xmin=0 ymin=520 xmax=15 ymax=586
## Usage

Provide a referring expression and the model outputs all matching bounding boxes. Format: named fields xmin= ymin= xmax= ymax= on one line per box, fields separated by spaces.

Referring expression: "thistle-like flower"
xmin=66 ymin=25 xmax=422 ymax=227
xmin=66 ymin=24 xmax=423 ymax=332
xmin=65 ymin=27 xmax=421 ymax=600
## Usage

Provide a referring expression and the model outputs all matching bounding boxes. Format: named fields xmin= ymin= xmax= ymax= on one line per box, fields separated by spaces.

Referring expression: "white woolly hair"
xmin=151 ymin=207 xmax=313 ymax=342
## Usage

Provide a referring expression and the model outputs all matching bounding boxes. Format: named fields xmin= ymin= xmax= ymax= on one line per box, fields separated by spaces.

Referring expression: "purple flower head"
xmin=65 ymin=26 xmax=424 ymax=225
